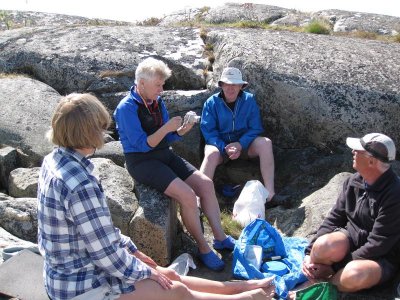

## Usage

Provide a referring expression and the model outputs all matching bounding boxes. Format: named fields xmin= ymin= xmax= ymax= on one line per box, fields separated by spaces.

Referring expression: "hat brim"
xmin=218 ymin=80 xmax=248 ymax=88
xmin=346 ymin=137 xmax=365 ymax=151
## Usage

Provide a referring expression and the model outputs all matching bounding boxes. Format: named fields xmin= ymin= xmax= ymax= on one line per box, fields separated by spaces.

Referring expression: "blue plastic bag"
xmin=232 ymin=219 xmax=308 ymax=299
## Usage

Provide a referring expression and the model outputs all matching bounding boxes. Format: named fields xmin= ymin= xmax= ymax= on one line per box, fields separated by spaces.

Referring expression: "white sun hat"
xmin=218 ymin=67 xmax=248 ymax=88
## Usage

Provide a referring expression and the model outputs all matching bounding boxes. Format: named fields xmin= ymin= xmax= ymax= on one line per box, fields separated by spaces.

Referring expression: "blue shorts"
xmin=125 ymin=147 xmax=196 ymax=192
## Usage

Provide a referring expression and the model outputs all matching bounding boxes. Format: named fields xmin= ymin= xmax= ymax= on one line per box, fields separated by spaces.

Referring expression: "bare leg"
xmin=164 ymin=178 xmax=211 ymax=254
xmin=185 ymin=171 xmax=226 ymax=241
xmin=247 ymin=137 xmax=275 ymax=199
xmin=180 ymin=276 xmax=275 ymax=295
xmin=310 ymin=232 xmax=349 ymax=265
xmin=200 ymin=145 xmax=223 ymax=180
xmin=330 ymin=260 xmax=382 ymax=292
xmin=119 ymin=278 xmax=274 ymax=300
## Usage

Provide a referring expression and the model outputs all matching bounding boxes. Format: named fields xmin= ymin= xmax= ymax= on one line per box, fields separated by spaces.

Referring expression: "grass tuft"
xmin=220 ymin=211 xmax=243 ymax=239
xmin=304 ymin=20 xmax=331 ymax=35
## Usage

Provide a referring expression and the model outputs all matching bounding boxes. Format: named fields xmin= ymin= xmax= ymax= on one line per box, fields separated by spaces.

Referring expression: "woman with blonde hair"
xmin=38 ymin=93 xmax=275 ymax=300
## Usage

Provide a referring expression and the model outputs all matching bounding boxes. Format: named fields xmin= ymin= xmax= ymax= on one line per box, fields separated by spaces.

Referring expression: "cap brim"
xmin=346 ymin=137 xmax=365 ymax=151
xmin=218 ymin=80 xmax=248 ymax=87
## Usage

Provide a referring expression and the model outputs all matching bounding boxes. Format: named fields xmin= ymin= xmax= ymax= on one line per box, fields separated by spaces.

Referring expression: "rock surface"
xmin=130 ymin=182 xmax=178 ymax=266
xmin=0 ymin=76 xmax=59 ymax=167
xmin=208 ymin=28 xmax=400 ymax=149
xmin=8 ymin=167 xmax=40 ymax=198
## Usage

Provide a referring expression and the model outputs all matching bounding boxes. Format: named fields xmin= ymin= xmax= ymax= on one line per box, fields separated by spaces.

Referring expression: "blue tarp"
xmin=232 ymin=219 xmax=308 ymax=299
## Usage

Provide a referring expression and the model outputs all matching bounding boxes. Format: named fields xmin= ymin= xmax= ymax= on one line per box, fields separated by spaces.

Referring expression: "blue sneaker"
xmin=213 ymin=235 xmax=236 ymax=251
xmin=199 ymin=251 xmax=225 ymax=271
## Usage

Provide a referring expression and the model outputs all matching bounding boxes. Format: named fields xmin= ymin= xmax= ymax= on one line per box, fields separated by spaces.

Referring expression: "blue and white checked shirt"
xmin=37 ymin=147 xmax=151 ymax=300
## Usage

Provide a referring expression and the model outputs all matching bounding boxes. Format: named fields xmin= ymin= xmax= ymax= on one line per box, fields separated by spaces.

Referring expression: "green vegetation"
xmin=136 ymin=17 xmax=162 ymax=26
xmin=0 ymin=10 xmax=13 ymax=30
xmin=304 ymin=20 xmax=331 ymax=35
xmin=394 ymin=34 xmax=400 ymax=43
xmin=220 ymin=211 xmax=243 ymax=239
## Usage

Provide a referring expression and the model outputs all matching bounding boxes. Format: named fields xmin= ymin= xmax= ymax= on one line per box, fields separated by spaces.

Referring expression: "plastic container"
xmin=244 ymin=245 xmax=263 ymax=270
xmin=167 ymin=253 xmax=196 ymax=276
xmin=261 ymin=260 xmax=289 ymax=276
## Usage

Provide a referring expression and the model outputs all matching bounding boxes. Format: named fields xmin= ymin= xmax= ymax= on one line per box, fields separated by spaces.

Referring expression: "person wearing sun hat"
xmin=200 ymin=67 xmax=289 ymax=208
xmin=301 ymin=133 xmax=400 ymax=293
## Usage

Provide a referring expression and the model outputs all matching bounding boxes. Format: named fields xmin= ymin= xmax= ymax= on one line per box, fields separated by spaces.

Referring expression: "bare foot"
xmin=247 ymin=277 xmax=275 ymax=290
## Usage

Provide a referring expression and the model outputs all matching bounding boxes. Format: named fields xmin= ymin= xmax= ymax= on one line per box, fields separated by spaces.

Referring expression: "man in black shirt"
xmin=302 ymin=133 xmax=400 ymax=292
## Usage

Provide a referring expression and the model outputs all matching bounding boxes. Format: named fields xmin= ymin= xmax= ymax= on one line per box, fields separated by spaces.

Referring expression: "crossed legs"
xmin=304 ymin=231 xmax=382 ymax=292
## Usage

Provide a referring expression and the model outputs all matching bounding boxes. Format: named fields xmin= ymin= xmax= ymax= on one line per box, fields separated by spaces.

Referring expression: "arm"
xmin=200 ymin=99 xmax=226 ymax=154
xmin=68 ymin=181 xmax=152 ymax=283
xmin=237 ymin=95 xmax=264 ymax=151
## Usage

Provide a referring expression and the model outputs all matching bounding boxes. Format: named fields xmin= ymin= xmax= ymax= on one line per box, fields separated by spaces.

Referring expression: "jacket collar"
xmin=354 ymin=167 xmax=397 ymax=192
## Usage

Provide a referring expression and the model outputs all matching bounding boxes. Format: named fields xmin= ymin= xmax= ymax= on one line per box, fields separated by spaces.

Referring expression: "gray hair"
xmin=135 ymin=57 xmax=172 ymax=84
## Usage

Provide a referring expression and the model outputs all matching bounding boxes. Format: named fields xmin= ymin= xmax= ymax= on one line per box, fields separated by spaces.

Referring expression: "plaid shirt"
xmin=37 ymin=147 xmax=151 ymax=300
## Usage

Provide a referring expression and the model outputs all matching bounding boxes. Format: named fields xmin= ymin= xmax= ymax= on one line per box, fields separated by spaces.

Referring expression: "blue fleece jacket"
xmin=114 ymin=86 xmax=181 ymax=153
xmin=200 ymin=90 xmax=264 ymax=154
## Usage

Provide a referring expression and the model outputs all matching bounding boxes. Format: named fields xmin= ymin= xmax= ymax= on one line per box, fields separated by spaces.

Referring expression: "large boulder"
xmin=130 ymin=182 xmax=177 ymax=266
xmin=88 ymin=158 xmax=138 ymax=236
xmin=208 ymin=28 xmax=400 ymax=149
xmin=0 ymin=76 xmax=59 ymax=167
xmin=8 ymin=167 xmax=40 ymax=198
xmin=204 ymin=3 xmax=292 ymax=24
xmin=0 ymin=26 xmax=207 ymax=95
xmin=0 ymin=146 xmax=18 ymax=191
xmin=0 ymin=193 xmax=38 ymax=242
xmin=313 ymin=10 xmax=400 ymax=35
xmin=266 ymin=172 xmax=352 ymax=239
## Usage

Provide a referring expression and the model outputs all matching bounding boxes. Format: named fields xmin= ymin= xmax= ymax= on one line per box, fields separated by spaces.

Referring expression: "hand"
xmin=150 ymin=268 xmax=173 ymax=289
xmin=225 ymin=142 xmax=242 ymax=160
xmin=177 ymin=121 xmax=194 ymax=136
xmin=302 ymin=255 xmax=334 ymax=280
xmin=133 ymin=250 xmax=158 ymax=268
xmin=155 ymin=266 xmax=181 ymax=282
xmin=164 ymin=116 xmax=182 ymax=133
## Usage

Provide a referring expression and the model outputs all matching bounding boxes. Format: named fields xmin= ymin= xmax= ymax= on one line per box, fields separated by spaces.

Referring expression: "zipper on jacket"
xmin=222 ymin=97 xmax=242 ymax=142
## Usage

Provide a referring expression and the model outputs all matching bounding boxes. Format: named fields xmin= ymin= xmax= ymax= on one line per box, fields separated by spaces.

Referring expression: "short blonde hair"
xmin=135 ymin=57 xmax=172 ymax=84
xmin=48 ymin=93 xmax=111 ymax=149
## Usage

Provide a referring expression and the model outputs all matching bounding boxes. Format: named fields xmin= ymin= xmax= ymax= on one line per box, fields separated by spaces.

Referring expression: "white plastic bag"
xmin=232 ymin=180 xmax=269 ymax=227
xmin=167 ymin=253 xmax=196 ymax=276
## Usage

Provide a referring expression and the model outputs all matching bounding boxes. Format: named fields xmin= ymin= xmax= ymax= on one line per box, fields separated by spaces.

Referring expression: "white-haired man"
xmin=302 ymin=133 xmax=400 ymax=292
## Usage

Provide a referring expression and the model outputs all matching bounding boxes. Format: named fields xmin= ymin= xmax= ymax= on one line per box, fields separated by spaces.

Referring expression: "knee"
xmin=170 ymin=281 xmax=191 ymax=298
xmin=340 ymin=262 xmax=371 ymax=292
xmin=251 ymin=137 xmax=272 ymax=153
xmin=312 ymin=235 xmax=337 ymax=259
xmin=203 ymin=146 xmax=222 ymax=164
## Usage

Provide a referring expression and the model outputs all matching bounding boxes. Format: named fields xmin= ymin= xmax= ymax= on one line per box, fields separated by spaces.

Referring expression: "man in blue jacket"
xmin=200 ymin=67 xmax=287 ymax=208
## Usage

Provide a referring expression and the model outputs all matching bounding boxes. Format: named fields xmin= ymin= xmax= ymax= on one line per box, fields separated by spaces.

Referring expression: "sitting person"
xmin=37 ymin=92 xmax=276 ymax=300
xmin=302 ymin=133 xmax=400 ymax=292
xmin=200 ymin=67 xmax=288 ymax=208
xmin=114 ymin=58 xmax=234 ymax=271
